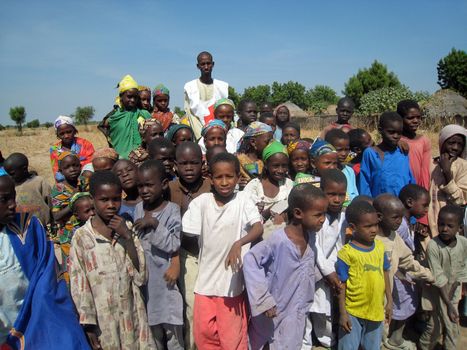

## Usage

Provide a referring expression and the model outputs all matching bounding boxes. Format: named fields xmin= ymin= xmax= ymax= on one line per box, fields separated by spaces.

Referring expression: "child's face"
xmin=313 ymin=153 xmax=338 ymax=175
xmin=74 ymin=197 xmax=95 ymax=222
xmin=252 ymin=132 xmax=273 ymax=155
xmin=137 ymin=168 xmax=167 ymax=205
xmin=265 ymin=153 xmax=289 ymax=183
xmin=379 ymin=120 xmax=402 ymax=148
xmin=176 ymin=148 xmax=203 ymax=184
xmin=215 ymin=105 xmax=234 ymax=130
xmin=336 ymin=101 xmax=354 ymax=123
xmin=322 ymin=181 xmax=346 ymax=214
xmin=351 ymin=212 xmax=380 ymax=244
xmin=4 ymin=163 xmax=28 ymax=184
xmin=261 ymin=117 xmax=276 ymax=133
xmin=379 ymin=205 xmax=404 ymax=232
xmin=260 ymin=103 xmax=273 ymax=114
xmin=153 ymin=94 xmax=169 ymax=112
xmin=139 ymin=91 xmax=152 ymax=111
xmin=93 ymin=184 xmax=122 ymax=223
xmin=121 ymin=88 xmax=139 ymax=110
xmin=143 ymin=124 xmax=165 ymax=145
xmin=290 ymin=149 xmax=309 ymax=174
xmin=239 ymin=102 xmax=258 ymax=125
xmin=153 ymin=147 xmax=175 ymax=175
xmin=173 ymin=128 xmax=193 ymax=145
xmin=60 ymin=155 xmax=81 ymax=182
xmin=0 ymin=179 xmax=16 ymax=225
xmin=92 ymin=157 xmax=115 ymax=172
xmin=210 ymin=161 xmax=239 ymax=199
xmin=276 ymin=107 xmax=290 ymax=125
xmin=205 ymin=128 xmax=226 ymax=150
xmin=113 ymin=160 xmax=138 ymax=192
xmin=402 ymin=108 xmax=422 ymax=134
xmin=300 ymin=197 xmax=328 ymax=232
xmin=281 ymin=127 xmax=299 ymax=146
xmin=409 ymin=193 xmax=430 ymax=219
xmin=442 ymin=134 xmax=465 ymax=159
xmin=332 ymin=138 xmax=350 ymax=164
xmin=438 ymin=211 xmax=462 ymax=244
xmin=56 ymin=124 xmax=76 ymax=146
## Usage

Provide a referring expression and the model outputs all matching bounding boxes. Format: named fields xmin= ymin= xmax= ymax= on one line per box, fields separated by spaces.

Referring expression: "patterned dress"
xmin=50 ymin=137 xmax=95 ymax=181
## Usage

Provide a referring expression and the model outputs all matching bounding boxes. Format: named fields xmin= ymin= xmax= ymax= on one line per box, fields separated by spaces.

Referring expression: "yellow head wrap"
xmin=117 ymin=75 xmax=138 ymax=94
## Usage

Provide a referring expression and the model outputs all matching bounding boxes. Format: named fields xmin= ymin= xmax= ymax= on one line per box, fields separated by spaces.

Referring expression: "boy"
xmin=243 ymin=184 xmax=328 ymax=349
xmin=148 ymin=138 xmax=176 ymax=181
xmin=337 ymin=200 xmax=392 ymax=350
xmin=419 ymin=205 xmax=467 ymax=350
xmin=320 ymin=97 xmax=355 ymax=138
xmin=237 ymin=99 xmax=258 ymax=131
xmin=4 ymin=152 xmax=51 ymax=226
xmin=348 ymin=128 xmax=373 ymax=177
xmin=360 ymin=112 xmax=415 ymax=197
xmin=182 ymin=152 xmax=263 ymax=349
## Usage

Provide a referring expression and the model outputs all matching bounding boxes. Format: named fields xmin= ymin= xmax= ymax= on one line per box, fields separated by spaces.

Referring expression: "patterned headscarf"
xmin=54 ymin=115 xmax=74 ymax=130
xmin=138 ymin=118 xmax=162 ymax=135
xmin=138 ymin=85 xmax=151 ymax=93
xmin=153 ymin=84 xmax=170 ymax=97
xmin=201 ymin=119 xmax=227 ymax=137
xmin=244 ymin=121 xmax=272 ymax=138
xmin=309 ymin=140 xmax=336 ymax=159
xmin=262 ymin=140 xmax=288 ymax=161
xmin=166 ymin=124 xmax=193 ymax=142
xmin=287 ymin=139 xmax=312 ymax=155
xmin=214 ymin=98 xmax=235 ymax=111
xmin=69 ymin=192 xmax=91 ymax=211
xmin=92 ymin=148 xmax=119 ymax=161
xmin=57 ymin=151 xmax=79 ymax=167
xmin=117 ymin=74 xmax=138 ymax=94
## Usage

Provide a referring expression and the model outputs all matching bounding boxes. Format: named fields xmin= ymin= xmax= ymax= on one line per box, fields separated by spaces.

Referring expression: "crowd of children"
xmin=1 ymin=53 xmax=467 ymax=350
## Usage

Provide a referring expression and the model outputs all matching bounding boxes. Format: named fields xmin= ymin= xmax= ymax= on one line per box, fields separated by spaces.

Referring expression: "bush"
xmin=305 ymin=85 xmax=339 ymax=113
xmin=26 ymin=119 xmax=40 ymax=128
xmin=357 ymin=86 xmax=420 ymax=116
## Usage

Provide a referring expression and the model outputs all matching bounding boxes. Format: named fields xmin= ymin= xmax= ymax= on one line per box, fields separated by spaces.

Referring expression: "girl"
xmin=287 ymin=139 xmax=311 ymax=180
xmin=69 ymin=192 xmax=95 ymax=235
xmin=129 ymin=119 xmax=165 ymax=166
xmin=139 ymin=85 xmax=152 ymax=111
xmin=69 ymin=171 xmax=154 ymax=349
xmin=151 ymin=84 xmax=180 ymax=132
xmin=300 ymin=140 xmax=338 ymax=187
xmin=281 ymin=122 xmax=300 ymax=146
xmin=244 ymin=140 xmax=294 ymax=238
xmin=112 ymin=159 xmax=141 ymax=219
xmin=198 ymin=119 xmax=228 ymax=154
xmin=273 ymin=104 xmax=290 ymax=141
xmin=50 ymin=115 xmax=95 ymax=182
xmin=92 ymin=148 xmax=119 ymax=172
xmin=166 ymin=124 xmax=194 ymax=146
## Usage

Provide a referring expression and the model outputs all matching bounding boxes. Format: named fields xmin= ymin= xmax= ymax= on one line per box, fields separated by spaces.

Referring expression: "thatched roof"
xmin=282 ymin=101 xmax=309 ymax=118
xmin=422 ymin=89 xmax=467 ymax=118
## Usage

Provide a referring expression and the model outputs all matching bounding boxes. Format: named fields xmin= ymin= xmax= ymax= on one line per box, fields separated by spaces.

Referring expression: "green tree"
xmin=9 ymin=106 xmax=26 ymax=134
xmin=242 ymin=84 xmax=271 ymax=106
xmin=173 ymin=106 xmax=186 ymax=118
xmin=437 ymin=48 xmax=467 ymax=97
xmin=228 ymin=86 xmax=241 ymax=107
xmin=271 ymin=81 xmax=308 ymax=109
xmin=74 ymin=106 xmax=95 ymax=127
xmin=305 ymin=85 xmax=339 ymax=113
xmin=357 ymin=85 xmax=415 ymax=116
xmin=343 ymin=60 xmax=401 ymax=107
xmin=26 ymin=119 xmax=40 ymax=128
xmin=43 ymin=122 xmax=54 ymax=129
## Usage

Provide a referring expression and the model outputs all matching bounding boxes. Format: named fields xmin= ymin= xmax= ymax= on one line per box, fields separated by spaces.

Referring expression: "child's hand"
xmin=257 ymin=202 xmax=266 ymax=214
xmin=264 ymin=306 xmax=277 ymax=318
xmin=225 ymin=240 xmax=243 ymax=272
xmin=134 ymin=212 xmax=159 ymax=232
xmin=325 ymin=272 xmax=342 ymax=294
xmin=447 ymin=303 xmax=459 ymax=323
xmin=385 ymin=301 xmax=393 ymax=325
xmin=397 ymin=139 xmax=410 ymax=154
xmin=415 ymin=223 xmax=430 ymax=238
xmin=339 ymin=311 xmax=352 ymax=333
xmin=439 ymin=153 xmax=454 ymax=182
xmin=164 ymin=260 xmax=180 ymax=287
xmin=84 ymin=325 xmax=102 ymax=350
xmin=109 ymin=215 xmax=132 ymax=240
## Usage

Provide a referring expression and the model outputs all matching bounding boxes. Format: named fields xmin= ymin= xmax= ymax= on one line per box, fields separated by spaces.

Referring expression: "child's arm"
xmin=439 ymin=153 xmax=467 ymax=205
xmin=337 ymin=283 xmax=352 ymax=333
xmin=225 ymin=221 xmax=263 ymax=272
xmin=358 ymin=149 xmax=372 ymax=196
xmin=384 ymin=269 xmax=393 ymax=325
xmin=396 ymin=235 xmax=434 ymax=282
xmin=109 ymin=215 xmax=140 ymax=271
xmin=440 ymin=283 xmax=460 ymax=323
xmin=52 ymin=206 xmax=72 ymax=222
xmin=164 ymin=251 xmax=180 ymax=287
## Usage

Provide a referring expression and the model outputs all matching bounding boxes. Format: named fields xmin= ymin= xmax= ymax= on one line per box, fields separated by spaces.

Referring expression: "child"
xmin=237 ymin=99 xmax=258 ymax=131
xmin=198 ymin=119 xmax=228 ymax=154
xmin=182 ymin=152 xmax=263 ymax=349
xmin=304 ymin=169 xmax=348 ymax=349
xmin=152 ymin=84 xmax=180 ymax=132
xmin=348 ymin=128 xmax=373 ymax=178
xmin=0 ymin=176 xmax=90 ymax=349
xmin=133 ymin=160 xmax=184 ymax=349
xmin=319 ymin=97 xmax=355 ymax=139
xmin=243 ymin=141 xmax=293 ymax=238
xmin=50 ymin=115 xmax=95 ymax=182
xmin=128 ymin=119 xmax=165 ymax=166
xmin=428 ymin=124 xmax=467 ymax=236
xmin=166 ymin=124 xmax=194 ymax=146
xmin=243 ymin=184 xmax=328 ymax=349
xmin=236 ymin=121 xmax=273 ymax=185
xmin=148 ymin=138 xmax=177 ymax=181
xmin=69 ymin=171 xmax=154 ymax=349
xmin=360 ymin=112 xmax=415 ymax=197
xmin=4 ymin=152 xmax=51 ymax=226
xmin=112 ymin=159 xmax=141 ymax=219
xmin=373 ymin=193 xmax=434 ymax=349
xmin=69 ymin=192 xmax=95 ymax=235
xmin=280 ymin=121 xmax=300 ymax=146
xmin=259 ymin=112 xmax=277 ymax=134
xmin=139 ymin=85 xmax=152 ymax=111
xmin=92 ymin=147 xmax=119 ymax=172
xmin=287 ymin=139 xmax=311 ymax=179
xmin=303 ymin=140 xmax=338 ymax=187
xmin=337 ymin=200 xmax=392 ymax=350
xmin=260 ymin=101 xmax=274 ymax=115
xmin=273 ymin=104 xmax=290 ymax=141
xmin=325 ymin=129 xmax=359 ymax=204
xmin=419 ymin=205 xmax=467 ymax=350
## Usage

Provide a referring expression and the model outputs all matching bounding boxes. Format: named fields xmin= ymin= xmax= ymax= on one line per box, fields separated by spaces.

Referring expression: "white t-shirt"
xmin=198 ymin=127 xmax=245 ymax=154
xmin=243 ymin=177 xmax=294 ymax=211
xmin=182 ymin=191 xmax=261 ymax=297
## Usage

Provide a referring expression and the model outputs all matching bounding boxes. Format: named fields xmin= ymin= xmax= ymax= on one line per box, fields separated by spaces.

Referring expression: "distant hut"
xmin=282 ymin=101 xmax=309 ymax=119
xmin=422 ymin=89 xmax=467 ymax=127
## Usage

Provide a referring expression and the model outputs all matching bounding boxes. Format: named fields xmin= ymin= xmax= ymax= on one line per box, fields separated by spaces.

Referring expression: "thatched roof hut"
xmin=282 ymin=101 xmax=309 ymax=118
xmin=422 ymin=89 xmax=467 ymax=119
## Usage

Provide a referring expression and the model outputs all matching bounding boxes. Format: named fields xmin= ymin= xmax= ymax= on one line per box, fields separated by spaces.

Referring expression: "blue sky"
xmin=1 ymin=0 xmax=466 ymax=124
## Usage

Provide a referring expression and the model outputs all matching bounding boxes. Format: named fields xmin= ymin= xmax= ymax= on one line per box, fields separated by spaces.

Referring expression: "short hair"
xmin=175 ymin=141 xmax=202 ymax=160
xmin=283 ymin=122 xmax=300 ymax=133
xmin=288 ymin=184 xmax=326 ymax=215
xmin=4 ymin=152 xmax=28 ymax=168
xmin=346 ymin=200 xmax=377 ymax=225
xmin=325 ymin=129 xmax=349 ymax=145
xmin=351 ymin=195 xmax=373 ymax=206
xmin=439 ymin=204 xmax=464 ymax=225
xmin=348 ymin=128 xmax=368 ymax=149
xmin=89 ymin=170 xmax=122 ymax=196
xmin=237 ymin=99 xmax=256 ymax=112
xmin=337 ymin=97 xmax=355 ymax=109
xmin=0 ymin=174 xmax=15 ymax=189
xmin=399 ymin=184 xmax=429 ymax=203
xmin=208 ymin=152 xmax=240 ymax=175
xmin=320 ymin=169 xmax=347 ymax=189
xmin=379 ymin=111 xmax=402 ymax=129
xmin=148 ymin=138 xmax=175 ymax=159
xmin=259 ymin=112 xmax=274 ymax=122
xmin=197 ymin=51 xmax=213 ymax=62
xmin=397 ymin=99 xmax=420 ymax=118
xmin=206 ymin=145 xmax=227 ymax=165
xmin=139 ymin=159 xmax=167 ymax=181
xmin=373 ymin=194 xmax=404 ymax=213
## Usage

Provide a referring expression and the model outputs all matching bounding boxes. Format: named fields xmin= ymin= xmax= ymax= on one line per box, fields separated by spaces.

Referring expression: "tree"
xmin=242 ymin=84 xmax=271 ymax=106
xmin=74 ymin=106 xmax=95 ymax=127
xmin=271 ymin=81 xmax=308 ymax=109
xmin=357 ymin=85 xmax=416 ymax=116
xmin=43 ymin=122 xmax=54 ymax=129
xmin=26 ymin=119 xmax=40 ymax=128
xmin=9 ymin=106 xmax=26 ymax=134
xmin=228 ymin=86 xmax=241 ymax=107
xmin=437 ymin=48 xmax=467 ymax=97
xmin=173 ymin=106 xmax=186 ymax=118
xmin=305 ymin=85 xmax=339 ymax=113
xmin=343 ymin=60 xmax=401 ymax=107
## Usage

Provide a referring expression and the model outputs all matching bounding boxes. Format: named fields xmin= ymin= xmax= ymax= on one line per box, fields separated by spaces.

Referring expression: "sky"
xmin=0 ymin=0 xmax=466 ymax=125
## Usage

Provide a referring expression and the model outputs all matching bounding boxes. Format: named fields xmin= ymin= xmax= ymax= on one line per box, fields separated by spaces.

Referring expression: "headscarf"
xmin=57 ymin=151 xmax=79 ymax=167
xmin=166 ymin=124 xmax=193 ymax=142
xmin=138 ymin=118 xmax=162 ymax=135
xmin=287 ymin=139 xmax=311 ymax=155
xmin=138 ymin=85 xmax=151 ymax=93
xmin=273 ymin=104 xmax=290 ymax=117
xmin=262 ymin=140 xmax=288 ymax=161
xmin=309 ymin=139 xmax=336 ymax=159
xmin=439 ymin=124 xmax=467 ymax=159
xmin=153 ymin=84 xmax=170 ymax=97
xmin=201 ymin=119 xmax=227 ymax=138
xmin=214 ymin=98 xmax=235 ymax=111
xmin=69 ymin=192 xmax=91 ymax=211
xmin=54 ymin=115 xmax=74 ymax=130
xmin=244 ymin=122 xmax=272 ymax=138
xmin=92 ymin=147 xmax=119 ymax=161
xmin=293 ymin=172 xmax=316 ymax=186
xmin=117 ymin=74 xmax=138 ymax=94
